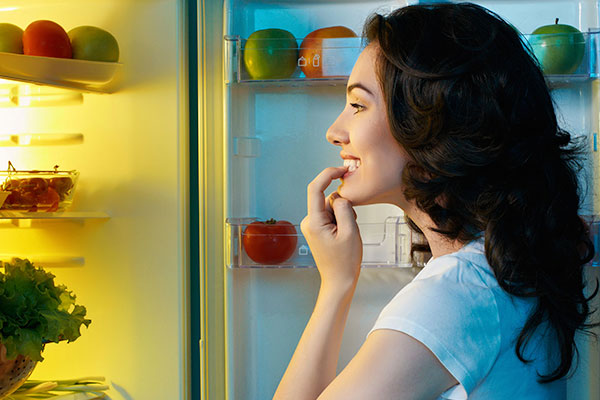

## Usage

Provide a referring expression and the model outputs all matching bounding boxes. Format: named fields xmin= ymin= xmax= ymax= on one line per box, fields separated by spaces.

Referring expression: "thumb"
xmin=331 ymin=196 xmax=359 ymax=233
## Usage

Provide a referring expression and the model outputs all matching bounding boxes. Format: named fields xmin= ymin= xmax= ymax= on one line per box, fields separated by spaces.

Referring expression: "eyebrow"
xmin=347 ymin=82 xmax=374 ymax=97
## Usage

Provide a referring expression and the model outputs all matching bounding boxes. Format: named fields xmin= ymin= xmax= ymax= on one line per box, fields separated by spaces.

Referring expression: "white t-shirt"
xmin=368 ymin=237 xmax=565 ymax=399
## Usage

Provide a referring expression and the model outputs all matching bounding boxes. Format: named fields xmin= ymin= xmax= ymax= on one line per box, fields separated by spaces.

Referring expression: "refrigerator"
xmin=0 ymin=0 xmax=193 ymax=399
xmin=200 ymin=0 xmax=600 ymax=399
xmin=0 ymin=1 xmax=598 ymax=400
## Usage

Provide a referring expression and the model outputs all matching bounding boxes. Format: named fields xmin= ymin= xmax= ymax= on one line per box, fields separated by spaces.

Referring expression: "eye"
xmin=350 ymin=102 xmax=365 ymax=114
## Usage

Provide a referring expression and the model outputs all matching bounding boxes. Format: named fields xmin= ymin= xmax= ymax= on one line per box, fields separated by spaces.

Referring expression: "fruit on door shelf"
xmin=242 ymin=219 xmax=298 ymax=264
xmin=243 ymin=28 xmax=298 ymax=80
xmin=529 ymin=19 xmax=585 ymax=75
xmin=299 ymin=26 xmax=357 ymax=78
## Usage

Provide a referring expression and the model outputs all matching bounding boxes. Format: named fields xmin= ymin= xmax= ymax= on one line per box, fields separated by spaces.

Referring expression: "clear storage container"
xmin=0 ymin=163 xmax=79 ymax=212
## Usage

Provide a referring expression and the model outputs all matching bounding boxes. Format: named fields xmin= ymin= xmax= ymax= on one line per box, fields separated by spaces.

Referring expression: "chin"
xmin=337 ymin=184 xmax=372 ymax=206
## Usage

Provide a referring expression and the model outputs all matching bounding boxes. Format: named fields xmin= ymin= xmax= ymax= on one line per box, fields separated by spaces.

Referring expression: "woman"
xmin=273 ymin=3 xmax=598 ymax=400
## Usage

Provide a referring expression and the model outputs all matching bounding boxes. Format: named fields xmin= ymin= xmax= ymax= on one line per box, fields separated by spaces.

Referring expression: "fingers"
xmin=307 ymin=166 xmax=348 ymax=216
xmin=329 ymin=193 xmax=359 ymax=233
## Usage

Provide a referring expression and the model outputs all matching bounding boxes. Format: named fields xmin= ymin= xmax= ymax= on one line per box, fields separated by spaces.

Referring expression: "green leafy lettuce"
xmin=0 ymin=258 xmax=91 ymax=361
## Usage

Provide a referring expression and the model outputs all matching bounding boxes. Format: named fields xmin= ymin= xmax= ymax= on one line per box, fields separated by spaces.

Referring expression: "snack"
xmin=0 ymin=162 xmax=79 ymax=212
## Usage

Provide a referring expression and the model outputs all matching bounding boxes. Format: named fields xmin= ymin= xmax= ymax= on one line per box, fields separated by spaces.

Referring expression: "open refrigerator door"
xmin=200 ymin=0 xmax=600 ymax=399
xmin=0 ymin=0 xmax=191 ymax=399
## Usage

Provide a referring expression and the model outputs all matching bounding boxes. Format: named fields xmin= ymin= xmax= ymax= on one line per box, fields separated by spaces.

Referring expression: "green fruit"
xmin=0 ymin=23 xmax=23 ymax=54
xmin=529 ymin=19 xmax=584 ymax=75
xmin=243 ymin=28 xmax=298 ymax=79
xmin=68 ymin=25 xmax=119 ymax=62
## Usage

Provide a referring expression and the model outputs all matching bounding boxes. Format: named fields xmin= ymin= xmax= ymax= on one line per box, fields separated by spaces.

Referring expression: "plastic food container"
xmin=0 ymin=164 xmax=79 ymax=212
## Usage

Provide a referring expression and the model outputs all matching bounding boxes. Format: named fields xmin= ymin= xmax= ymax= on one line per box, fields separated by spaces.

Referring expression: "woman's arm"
xmin=272 ymin=281 xmax=357 ymax=400
xmin=318 ymin=329 xmax=459 ymax=400
xmin=273 ymin=166 xmax=362 ymax=400
xmin=273 ymin=166 xmax=459 ymax=400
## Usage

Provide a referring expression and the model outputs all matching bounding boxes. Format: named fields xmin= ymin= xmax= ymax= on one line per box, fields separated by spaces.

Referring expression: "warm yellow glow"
xmin=16 ymin=135 xmax=31 ymax=145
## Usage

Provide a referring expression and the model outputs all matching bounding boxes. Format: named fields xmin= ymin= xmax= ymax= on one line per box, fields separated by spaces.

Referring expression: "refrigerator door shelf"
xmin=225 ymin=30 xmax=600 ymax=85
xmin=225 ymin=35 xmax=361 ymax=84
xmin=523 ymin=30 xmax=600 ymax=81
xmin=0 ymin=52 xmax=122 ymax=93
xmin=586 ymin=218 xmax=600 ymax=267
xmin=226 ymin=216 xmax=412 ymax=268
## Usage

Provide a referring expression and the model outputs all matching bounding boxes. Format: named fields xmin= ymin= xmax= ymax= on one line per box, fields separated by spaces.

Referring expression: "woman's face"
xmin=327 ymin=44 xmax=410 ymax=208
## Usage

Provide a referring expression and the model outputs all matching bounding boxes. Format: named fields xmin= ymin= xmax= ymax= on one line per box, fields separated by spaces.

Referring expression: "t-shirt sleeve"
xmin=367 ymin=255 xmax=501 ymax=399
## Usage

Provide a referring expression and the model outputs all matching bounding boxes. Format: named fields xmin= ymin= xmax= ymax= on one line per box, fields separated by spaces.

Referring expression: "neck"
xmin=407 ymin=208 xmax=464 ymax=259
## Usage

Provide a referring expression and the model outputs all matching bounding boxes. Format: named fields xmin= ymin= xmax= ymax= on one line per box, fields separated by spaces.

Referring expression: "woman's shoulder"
xmin=414 ymin=237 xmax=498 ymax=290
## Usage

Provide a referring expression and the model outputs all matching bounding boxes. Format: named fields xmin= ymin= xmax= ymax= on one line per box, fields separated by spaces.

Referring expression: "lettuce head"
xmin=0 ymin=258 xmax=91 ymax=361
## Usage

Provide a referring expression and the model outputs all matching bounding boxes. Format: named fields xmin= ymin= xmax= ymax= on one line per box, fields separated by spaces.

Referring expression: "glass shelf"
xmin=227 ymin=216 xmax=600 ymax=269
xmin=0 ymin=133 xmax=84 ymax=146
xmin=0 ymin=211 xmax=110 ymax=228
xmin=226 ymin=216 xmax=412 ymax=269
xmin=225 ymin=30 xmax=600 ymax=86
xmin=0 ymin=52 xmax=122 ymax=93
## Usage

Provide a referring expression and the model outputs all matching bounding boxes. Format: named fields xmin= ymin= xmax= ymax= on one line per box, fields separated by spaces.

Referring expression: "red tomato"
xmin=37 ymin=186 xmax=60 ymax=206
xmin=242 ymin=219 xmax=298 ymax=264
xmin=23 ymin=20 xmax=72 ymax=58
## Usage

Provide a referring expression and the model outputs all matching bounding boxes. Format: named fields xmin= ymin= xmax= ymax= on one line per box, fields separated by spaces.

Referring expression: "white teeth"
xmin=343 ymin=159 xmax=361 ymax=172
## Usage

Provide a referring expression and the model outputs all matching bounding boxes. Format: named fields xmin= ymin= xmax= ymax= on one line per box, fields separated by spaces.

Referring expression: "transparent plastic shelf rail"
xmin=226 ymin=216 xmax=412 ymax=269
xmin=227 ymin=216 xmax=600 ymax=269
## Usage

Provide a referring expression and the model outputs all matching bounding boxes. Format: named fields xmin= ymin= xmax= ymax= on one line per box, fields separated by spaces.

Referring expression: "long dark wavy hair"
xmin=363 ymin=2 xmax=598 ymax=383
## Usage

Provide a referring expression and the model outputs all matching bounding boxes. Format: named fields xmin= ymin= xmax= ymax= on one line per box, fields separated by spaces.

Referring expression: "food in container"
xmin=0 ymin=162 xmax=79 ymax=212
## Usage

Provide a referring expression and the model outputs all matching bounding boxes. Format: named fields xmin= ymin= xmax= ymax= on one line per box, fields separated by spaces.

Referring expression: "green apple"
xmin=529 ymin=19 xmax=584 ymax=75
xmin=68 ymin=25 xmax=119 ymax=62
xmin=0 ymin=23 xmax=23 ymax=53
xmin=243 ymin=28 xmax=298 ymax=79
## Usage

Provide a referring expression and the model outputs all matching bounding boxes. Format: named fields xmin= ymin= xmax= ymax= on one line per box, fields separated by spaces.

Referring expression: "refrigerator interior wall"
xmin=224 ymin=0 xmax=600 ymax=399
xmin=0 ymin=1 xmax=189 ymax=399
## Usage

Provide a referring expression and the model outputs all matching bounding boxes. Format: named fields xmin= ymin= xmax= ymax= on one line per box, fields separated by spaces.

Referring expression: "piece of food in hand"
xmin=529 ymin=18 xmax=585 ymax=74
xmin=243 ymin=28 xmax=298 ymax=79
xmin=299 ymin=26 xmax=357 ymax=78
xmin=23 ymin=20 xmax=72 ymax=58
xmin=0 ymin=23 xmax=23 ymax=53
xmin=242 ymin=219 xmax=298 ymax=264
xmin=68 ymin=25 xmax=119 ymax=62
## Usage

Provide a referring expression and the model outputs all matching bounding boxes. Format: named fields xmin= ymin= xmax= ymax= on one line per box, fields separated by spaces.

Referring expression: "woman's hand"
xmin=300 ymin=166 xmax=363 ymax=291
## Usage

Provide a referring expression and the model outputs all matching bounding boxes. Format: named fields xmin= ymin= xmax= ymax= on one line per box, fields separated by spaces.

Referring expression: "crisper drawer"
xmin=226 ymin=216 xmax=413 ymax=268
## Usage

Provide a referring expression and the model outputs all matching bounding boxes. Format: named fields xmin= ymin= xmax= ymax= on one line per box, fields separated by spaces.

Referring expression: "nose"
xmin=326 ymin=112 xmax=349 ymax=146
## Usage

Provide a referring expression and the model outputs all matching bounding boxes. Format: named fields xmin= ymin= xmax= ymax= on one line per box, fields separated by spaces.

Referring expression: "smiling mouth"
xmin=343 ymin=159 xmax=361 ymax=171
xmin=342 ymin=159 xmax=361 ymax=179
